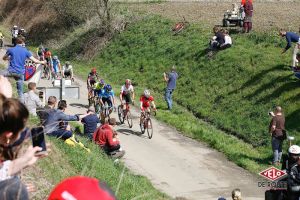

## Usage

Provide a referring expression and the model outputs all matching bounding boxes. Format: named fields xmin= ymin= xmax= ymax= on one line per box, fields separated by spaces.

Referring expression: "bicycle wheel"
xmin=118 ymin=105 xmax=125 ymax=124
xmin=140 ymin=117 xmax=145 ymax=134
xmin=146 ymin=118 xmax=153 ymax=139
xmin=126 ymin=111 xmax=133 ymax=128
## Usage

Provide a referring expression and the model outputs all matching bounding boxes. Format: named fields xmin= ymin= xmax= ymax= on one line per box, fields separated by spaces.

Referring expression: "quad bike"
xmin=222 ymin=3 xmax=244 ymax=27
xmin=171 ymin=16 xmax=189 ymax=35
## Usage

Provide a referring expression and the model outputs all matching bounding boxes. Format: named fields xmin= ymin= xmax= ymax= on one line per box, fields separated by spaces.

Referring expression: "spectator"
xmin=232 ymin=188 xmax=242 ymax=200
xmin=44 ymin=100 xmax=88 ymax=140
xmin=81 ymin=106 xmax=100 ymax=140
xmin=2 ymin=36 xmax=46 ymax=102
xmin=0 ymin=76 xmax=12 ymax=98
xmin=37 ymin=96 xmax=57 ymax=126
xmin=24 ymin=82 xmax=43 ymax=116
xmin=93 ymin=118 xmax=124 ymax=157
xmin=62 ymin=61 xmax=74 ymax=81
xmin=294 ymin=53 xmax=300 ymax=79
xmin=220 ymin=29 xmax=232 ymax=50
xmin=279 ymin=30 xmax=300 ymax=68
xmin=287 ymin=156 xmax=300 ymax=199
xmin=164 ymin=66 xmax=178 ymax=110
xmin=0 ymin=94 xmax=47 ymax=200
xmin=210 ymin=26 xmax=225 ymax=51
xmin=242 ymin=0 xmax=253 ymax=33
xmin=269 ymin=106 xmax=285 ymax=166
xmin=48 ymin=176 xmax=116 ymax=200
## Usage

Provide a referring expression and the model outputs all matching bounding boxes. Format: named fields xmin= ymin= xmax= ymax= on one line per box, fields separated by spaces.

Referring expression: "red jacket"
xmin=93 ymin=124 xmax=119 ymax=147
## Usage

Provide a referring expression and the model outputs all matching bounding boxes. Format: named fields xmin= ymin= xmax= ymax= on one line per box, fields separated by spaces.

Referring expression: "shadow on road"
xmin=117 ymin=128 xmax=148 ymax=139
xmin=69 ymin=103 xmax=89 ymax=109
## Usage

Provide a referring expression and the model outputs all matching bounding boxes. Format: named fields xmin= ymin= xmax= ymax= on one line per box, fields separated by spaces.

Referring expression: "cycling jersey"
xmin=87 ymin=72 xmax=98 ymax=86
xmin=63 ymin=65 xmax=73 ymax=73
xmin=140 ymin=95 xmax=154 ymax=110
xmin=52 ymin=59 xmax=60 ymax=73
xmin=94 ymin=82 xmax=105 ymax=90
xmin=120 ymin=85 xmax=134 ymax=95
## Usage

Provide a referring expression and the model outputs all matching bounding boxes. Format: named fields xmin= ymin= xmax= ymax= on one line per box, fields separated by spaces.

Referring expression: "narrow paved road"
xmin=0 ymin=48 xmax=265 ymax=200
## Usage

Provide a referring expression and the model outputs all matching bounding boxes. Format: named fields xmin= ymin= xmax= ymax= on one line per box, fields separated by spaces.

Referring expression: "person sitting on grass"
xmin=24 ymin=82 xmax=43 ymax=116
xmin=220 ymin=30 xmax=232 ymax=50
xmin=209 ymin=26 xmax=225 ymax=51
xmin=0 ymin=94 xmax=48 ymax=200
xmin=44 ymin=100 xmax=89 ymax=140
xmin=93 ymin=118 xmax=125 ymax=158
xmin=81 ymin=106 xmax=100 ymax=140
xmin=294 ymin=53 xmax=300 ymax=79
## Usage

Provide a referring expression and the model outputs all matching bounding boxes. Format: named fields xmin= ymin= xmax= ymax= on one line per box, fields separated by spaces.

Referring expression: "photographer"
xmin=0 ymin=94 xmax=47 ymax=200
xmin=269 ymin=106 xmax=285 ymax=166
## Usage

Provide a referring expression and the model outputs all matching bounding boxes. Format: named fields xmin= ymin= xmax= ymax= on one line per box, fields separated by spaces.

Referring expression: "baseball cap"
xmin=48 ymin=176 xmax=116 ymax=200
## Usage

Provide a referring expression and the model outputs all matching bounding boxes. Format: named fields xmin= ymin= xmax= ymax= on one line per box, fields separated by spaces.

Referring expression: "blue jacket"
xmin=43 ymin=109 xmax=78 ymax=134
xmin=285 ymin=32 xmax=300 ymax=50
xmin=6 ymin=45 xmax=32 ymax=74
xmin=81 ymin=114 xmax=100 ymax=134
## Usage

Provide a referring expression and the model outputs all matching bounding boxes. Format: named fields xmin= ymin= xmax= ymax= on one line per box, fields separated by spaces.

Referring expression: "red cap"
xmin=48 ymin=176 xmax=116 ymax=200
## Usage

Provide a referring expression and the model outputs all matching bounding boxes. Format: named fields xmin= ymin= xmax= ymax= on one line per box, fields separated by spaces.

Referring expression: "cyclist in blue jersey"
xmin=98 ymin=84 xmax=116 ymax=111
xmin=52 ymin=55 xmax=62 ymax=78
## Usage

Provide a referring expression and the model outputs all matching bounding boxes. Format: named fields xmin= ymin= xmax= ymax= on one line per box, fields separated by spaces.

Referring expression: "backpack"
xmin=65 ymin=135 xmax=91 ymax=153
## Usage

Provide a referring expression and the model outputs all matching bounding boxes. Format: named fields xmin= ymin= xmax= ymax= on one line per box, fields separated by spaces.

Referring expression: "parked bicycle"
xmin=140 ymin=109 xmax=156 ymax=139
xmin=171 ymin=16 xmax=189 ymax=35
xmin=118 ymin=103 xmax=133 ymax=128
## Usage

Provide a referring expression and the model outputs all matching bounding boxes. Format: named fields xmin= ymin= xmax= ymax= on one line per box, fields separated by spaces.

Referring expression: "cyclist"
xmin=87 ymin=68 xmax=99 ymax=94
xmin=36 ymin=45 xmax=45 ymax=61
xmin=44 ymin=48 xmax=53 ymax=71
xmin=120 ymin=79 xmax=135 ymax=111
xmin=62 ymin=61 xmax=74 ymax=81
xmin=11 ymin=25 xmax=18 ymax=46
xmin=52 ymin=55 xmax=62 ymax=78
xmin=99 ymin=84 xmax=116 ymax=113
xmin=140 ymin=89 xmax=156 ymax=113
xmin=0 ymin=31 xmax=4 ymax=48
xmin=93 ymin=79 xmax=105 ymax=97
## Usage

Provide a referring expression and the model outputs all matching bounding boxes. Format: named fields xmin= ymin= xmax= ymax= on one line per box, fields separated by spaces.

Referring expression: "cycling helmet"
xmin=105 ymin=84 xmax=112 ymax=91
xmin=99 ymin=79 xmax=105 ymax=86
xmin=65 ymin=61 xmax=70 ymax=65
xmin=289 ymin=145 xmax=300 ymax=155
xmin=125 ymin=79 xmax=131 ymax=85
xmin=144 ymin=89 xmax=150 ymax=98
xmin=13 ymin=25 xmax=17 ymax=29
xmin=53 ymin=55 xmax=58 ymax=60
xmin=91 ymin=68 xmax=97 ymax=73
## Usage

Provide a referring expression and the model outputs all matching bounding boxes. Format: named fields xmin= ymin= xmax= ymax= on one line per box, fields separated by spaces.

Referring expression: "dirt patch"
xmin=128 ymin=1 xmax=300 ymax=31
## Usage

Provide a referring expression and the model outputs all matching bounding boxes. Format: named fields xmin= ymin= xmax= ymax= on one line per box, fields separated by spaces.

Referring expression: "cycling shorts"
xmin=122 ymin=93 xmax=132 ymax=104
xmin=64 ymin=71 xmax=71 ymax=77
xmin=102 ymin=97 xmax=113 ymax=108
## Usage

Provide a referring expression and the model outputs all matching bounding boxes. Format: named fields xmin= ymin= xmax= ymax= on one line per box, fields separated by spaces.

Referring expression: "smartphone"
xmin=31 ymin=127 xmax=47 ymax=155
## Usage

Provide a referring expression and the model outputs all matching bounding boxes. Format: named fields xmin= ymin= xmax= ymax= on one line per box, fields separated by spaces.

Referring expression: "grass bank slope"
xmin=74 ymin=16 xmax=299 ymax=147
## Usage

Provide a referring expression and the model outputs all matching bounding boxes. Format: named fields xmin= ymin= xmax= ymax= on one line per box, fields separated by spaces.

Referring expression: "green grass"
xmin=26 ymin=118 xmax=168 ymax=200
xmin=55 ymin=15 xmax=300 ymax=174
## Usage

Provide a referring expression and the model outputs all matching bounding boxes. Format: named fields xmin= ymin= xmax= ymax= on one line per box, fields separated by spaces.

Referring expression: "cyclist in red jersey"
xmin=140 ymin=89 xmax=156 ymax=112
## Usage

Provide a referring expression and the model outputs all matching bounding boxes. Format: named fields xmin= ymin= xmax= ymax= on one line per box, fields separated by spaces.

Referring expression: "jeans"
xmin=49 ymin=129 xmax=73 ymax=140
xmin=292 ymin=41 xmax=300 ymax=67
xmin=0 ymin=177 xmax=29 ymax=200
xmin=272 ymin=137 xmax=283 ymax=163
xmin=1 ymin=71 xmax=24 ymax=102
xmin=165 ymin=88 xmax=174 ymax=110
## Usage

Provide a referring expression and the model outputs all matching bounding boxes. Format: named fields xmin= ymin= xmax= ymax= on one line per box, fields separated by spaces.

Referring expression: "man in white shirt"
xmin=24 ymin=82 xmax=43 ymax=116
xmin=62 ymin=61 xmax=74 ymax=81
xmin=220 ymin=30 xmax=232 ymax=50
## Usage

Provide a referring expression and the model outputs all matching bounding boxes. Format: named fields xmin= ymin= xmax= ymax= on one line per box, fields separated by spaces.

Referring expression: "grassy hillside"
xmin=67 ymin=16 xmax=299 ymax=147
xmin=24 ymin=119 xmax=168 ymax=200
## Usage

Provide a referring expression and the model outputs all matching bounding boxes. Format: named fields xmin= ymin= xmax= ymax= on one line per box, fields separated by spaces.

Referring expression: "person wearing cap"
xmin=81 ymin=106 xmax=100 ymax=140
xmin=163 ymin=66 xmax=178 ymax=110
xmin=48 ymin=176 xmax=117 ymax=200
xmin=2 ymin=36 xmax=46 ymax=102
xmin=62 ymin=61 xmax=74 ymax=81
xmin=269 ymin=106 xmax=285 ymax=166
xmin=93 ymin=119 xmax=122 ymax=155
